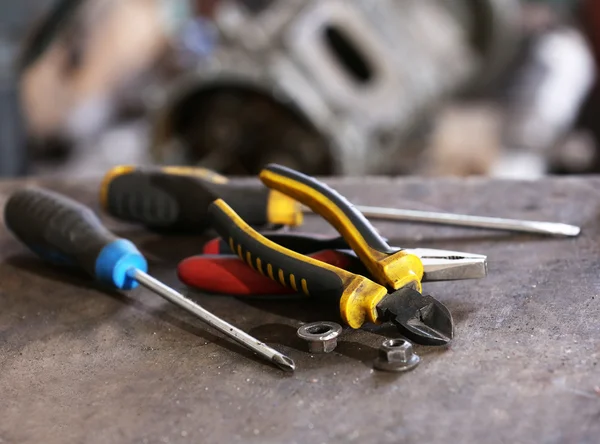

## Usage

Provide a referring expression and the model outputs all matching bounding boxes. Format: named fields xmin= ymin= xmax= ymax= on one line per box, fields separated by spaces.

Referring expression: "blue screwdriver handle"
xmin=4 ymin=187 xmax=147 ymax=290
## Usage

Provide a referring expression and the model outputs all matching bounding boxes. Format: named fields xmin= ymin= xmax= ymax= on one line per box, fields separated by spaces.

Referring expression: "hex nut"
xmin=297 ymin=322 xmax=342 ymax=353
xmin=373 ymin=338 xmax=420 ymax=372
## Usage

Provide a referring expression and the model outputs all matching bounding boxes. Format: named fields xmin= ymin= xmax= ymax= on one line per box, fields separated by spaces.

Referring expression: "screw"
xmin=297 ymin=322 xmax=342 ymax=353
xmin=373 ymin=338 xmax=420 ymax=372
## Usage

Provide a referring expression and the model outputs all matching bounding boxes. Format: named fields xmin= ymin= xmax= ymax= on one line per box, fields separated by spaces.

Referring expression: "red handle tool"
xmin=178 ymin=249 xmax=359 ymax=296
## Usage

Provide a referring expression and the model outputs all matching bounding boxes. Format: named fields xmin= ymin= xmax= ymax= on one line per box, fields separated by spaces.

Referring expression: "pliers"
xmin=179 ymin=234 xmax=487 ymax=295
xmin=206 ymin=164 xmax=488 ymax=346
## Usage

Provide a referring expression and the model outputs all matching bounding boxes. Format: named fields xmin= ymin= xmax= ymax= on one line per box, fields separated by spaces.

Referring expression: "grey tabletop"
xmin=0 ymin=176 xmax=599 ymax=444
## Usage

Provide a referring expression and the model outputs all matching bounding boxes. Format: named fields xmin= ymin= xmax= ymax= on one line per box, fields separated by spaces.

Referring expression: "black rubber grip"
xmin=208 ymin=200 xmax=347 ymax=302
xmin=214 ymin=233 xmax=351 ymax=255
xmin=4 ymin=187 xmax=117 ymax=276
xmin=261 ymin=164 xmax=397 ymax=254
xmin=104 ymin=168 xmax=271 ymax=232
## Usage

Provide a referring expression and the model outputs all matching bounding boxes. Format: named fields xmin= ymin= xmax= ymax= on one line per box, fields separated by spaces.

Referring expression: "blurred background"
xmin=1 ymin=0 xmax=600 ymax=179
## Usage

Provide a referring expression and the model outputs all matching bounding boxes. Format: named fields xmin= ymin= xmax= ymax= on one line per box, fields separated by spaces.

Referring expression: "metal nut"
xmin=373 ymin=338 xmax=420 ymax=372
xmin=297 ymin=322 xmax=342 ymax=353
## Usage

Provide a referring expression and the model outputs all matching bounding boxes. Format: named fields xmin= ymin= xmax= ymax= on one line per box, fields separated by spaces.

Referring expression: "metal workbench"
xmin=0 ymin=176 xmax=599 ymax=444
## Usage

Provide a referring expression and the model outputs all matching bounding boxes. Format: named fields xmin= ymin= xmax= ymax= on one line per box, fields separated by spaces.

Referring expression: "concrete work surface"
xmin=0 ymin=176 xmax=599 ymax=444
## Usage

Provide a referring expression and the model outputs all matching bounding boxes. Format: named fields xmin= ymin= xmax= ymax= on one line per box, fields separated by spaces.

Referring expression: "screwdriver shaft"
xmin=349 ymin=205 xmax=581 ymax=237
xmin=129 ymin=268 xmax=295 ymax=372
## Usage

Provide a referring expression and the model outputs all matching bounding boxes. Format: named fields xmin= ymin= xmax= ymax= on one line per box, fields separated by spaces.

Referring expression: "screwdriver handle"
xmin=208 ymin=199 xmax=388 ymax=328
xmin=100 ymin=166 xmax=302 ymax=232
xmin=4 ymin=187 xmax=146 ymax=290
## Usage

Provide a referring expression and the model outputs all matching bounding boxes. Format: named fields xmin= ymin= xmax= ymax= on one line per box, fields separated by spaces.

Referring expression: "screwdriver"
xmin=101 ymin=165 xmax=580 ymax=237
xmin=4 ymin=187 xmax=295 ymax=372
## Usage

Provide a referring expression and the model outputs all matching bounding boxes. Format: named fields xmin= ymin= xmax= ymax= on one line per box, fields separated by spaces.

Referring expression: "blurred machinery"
xmin=0 ymin=36 xmax=26 ymax=177
xmin=0 ymin=1 xmax=53 ymax=176
xmin=18 ymin=0 xmax=171 ymax=169
xmin=13 ymin=0 xmax=598 ymax=178
xmin=150 ymin=0 xmax=522 ymax=176
xmin=485 ymin=0 xmax=597 ymax=178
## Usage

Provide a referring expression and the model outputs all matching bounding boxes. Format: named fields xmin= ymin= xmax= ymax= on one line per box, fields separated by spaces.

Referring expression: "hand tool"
xmin=100 ymin=165 xmax=303 ymax=231
xmin=207 ymin=165 xmax=461 ymax=346
xmin=178 ymin=247 xmax=487 ymax=296
xmin=208 ymin=197 xmax=452 ymax=345
xmin=203 ymin=233 xmax=486 ymax=282
xmin=4 ymin=187 xmax=295 ymax=372
xmin=101 ymin=165 xmax=580 ymax=237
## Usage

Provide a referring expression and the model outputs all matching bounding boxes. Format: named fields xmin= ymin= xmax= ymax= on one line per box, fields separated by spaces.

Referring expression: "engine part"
xmin=373 ymin=338 xmax=420 ymax=372
xmin=150 ymin=0 xmax=521 ymax=176
xmin=297 ymin=321 xmax=342 ymax=353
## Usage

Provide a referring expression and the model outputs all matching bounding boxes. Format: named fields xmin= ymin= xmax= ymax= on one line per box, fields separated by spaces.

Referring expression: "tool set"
xmin=3 ymin=163 xmax=581 ymax=373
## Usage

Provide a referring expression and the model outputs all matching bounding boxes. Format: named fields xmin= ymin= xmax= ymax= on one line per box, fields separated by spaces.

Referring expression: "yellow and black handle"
xmin=259 ymin=164 xmax=424 ymax=291
xmin=100 ymin=165 xmax=302 ymax=232
xmin=207 ymin=199 xmax=389 ymax=328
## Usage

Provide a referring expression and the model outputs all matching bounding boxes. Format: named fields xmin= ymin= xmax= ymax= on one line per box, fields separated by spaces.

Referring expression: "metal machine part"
xmin=150 ymin=0 xmax=520 ymax=176
xmin=0 ymin=0 xmax=51 ymax=176
xmin=0 ymin=40 xmax=27 ymax=177
xmin=495 ymin=27 xmax=596 ymax=178
xmin=373 ymin=338 xmax=420 ymax=373
xmin=297 ymin=321 xmax=342 ymax=353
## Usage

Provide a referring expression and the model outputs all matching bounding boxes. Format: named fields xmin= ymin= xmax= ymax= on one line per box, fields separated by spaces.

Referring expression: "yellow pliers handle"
xmin=259 ymin=164 xmax=424 ymax=292
xmin=208 ymin=199 xmax=388 ymax=327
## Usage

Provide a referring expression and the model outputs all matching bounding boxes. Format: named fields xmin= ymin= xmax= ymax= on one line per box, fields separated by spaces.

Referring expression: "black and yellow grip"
xmin=100 ymin=165 xmax=302 ymax=232
xmin=259 ymin=164 xmax=423 ymax=292
xmin=207 ymin=199 xmax=389 ymax=328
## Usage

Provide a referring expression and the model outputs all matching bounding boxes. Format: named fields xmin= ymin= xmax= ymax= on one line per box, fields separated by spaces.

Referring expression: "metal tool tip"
xmin=559 ymin=224 xmax=581 ymax=237
xmin=272 ymin=354 xmax=296 ymax=372
xmin=537 ymin=222 xmax=581 ymax=237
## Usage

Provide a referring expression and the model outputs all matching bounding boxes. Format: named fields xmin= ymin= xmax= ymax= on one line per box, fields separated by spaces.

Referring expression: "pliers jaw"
xmin=406 ymin=248 xmax=488 ymax=282
xmin=376 ymin=287 xmax=454 ymax=346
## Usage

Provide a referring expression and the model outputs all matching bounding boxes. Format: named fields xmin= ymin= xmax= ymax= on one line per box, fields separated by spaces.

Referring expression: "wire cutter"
xmin=178 ymin=234 xmax=487 ymax=295
xmin=206 ymin=164 xmax=487 ymax=346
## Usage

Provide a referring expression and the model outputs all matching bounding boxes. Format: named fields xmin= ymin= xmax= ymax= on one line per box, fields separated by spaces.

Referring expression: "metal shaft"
xmin=352 ymin=205 xmax=581 ymax=237
xmin=129 ymin=268 xmax=295 ymax=372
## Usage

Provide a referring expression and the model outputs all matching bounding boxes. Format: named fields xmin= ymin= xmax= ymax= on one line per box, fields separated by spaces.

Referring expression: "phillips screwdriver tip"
xmin=272 ymin=354 xmax=296 ymax=372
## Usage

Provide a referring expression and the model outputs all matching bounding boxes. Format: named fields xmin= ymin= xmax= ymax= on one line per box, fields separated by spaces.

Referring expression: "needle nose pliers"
xmin=206 ymin=164 xmax=487 ymax=346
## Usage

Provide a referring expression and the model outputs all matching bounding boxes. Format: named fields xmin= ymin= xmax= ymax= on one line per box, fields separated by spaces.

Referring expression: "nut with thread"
xmin=373 ymin=338 xmax=420 ymax=372
xmin=297 ymin=321 xmax=342 ymax=353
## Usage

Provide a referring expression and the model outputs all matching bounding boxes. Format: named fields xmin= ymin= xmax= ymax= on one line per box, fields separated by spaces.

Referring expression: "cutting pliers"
xmin=206 ymin=164 xmax=488 ymax=346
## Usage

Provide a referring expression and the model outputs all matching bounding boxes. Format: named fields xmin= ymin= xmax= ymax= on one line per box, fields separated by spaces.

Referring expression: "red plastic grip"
xmin=178 ymin=250 xmax=355 ymax=296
